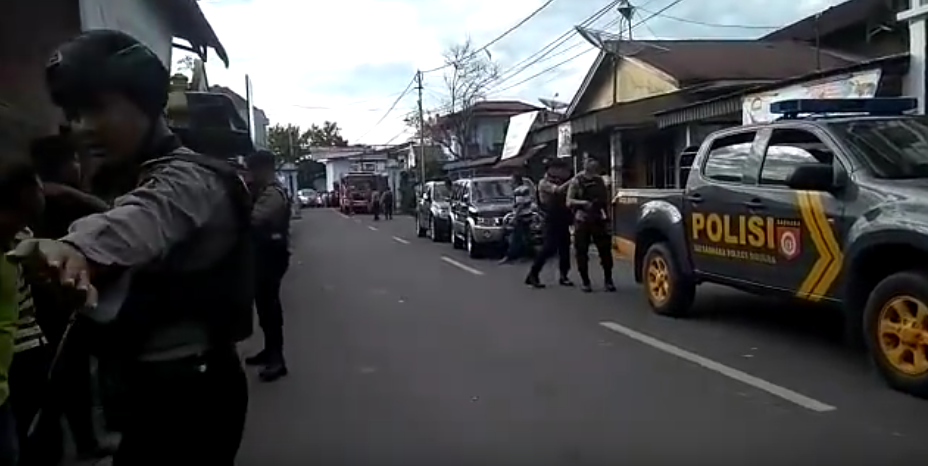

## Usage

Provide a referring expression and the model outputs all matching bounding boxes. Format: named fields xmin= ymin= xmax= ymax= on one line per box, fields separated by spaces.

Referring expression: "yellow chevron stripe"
xmin=807 ymin=192 xmax=843 ymax=298
xmin=796 ymin=191 xmax=831 ymax=300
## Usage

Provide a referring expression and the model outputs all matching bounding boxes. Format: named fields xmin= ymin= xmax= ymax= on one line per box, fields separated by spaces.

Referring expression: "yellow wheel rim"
xmin=877 ymin=296 xmax=928 ymax=376
xmin=646 ymin=256 xmax=671 ymax=304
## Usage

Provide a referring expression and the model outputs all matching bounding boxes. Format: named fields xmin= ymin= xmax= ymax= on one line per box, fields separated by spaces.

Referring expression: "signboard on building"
xmin=500 ymin=111 xmax=539 ymax=160
xmin=743 ymin=68 xmax=882 ymax=124
xmin=557 ymin=122 xmax=572 ymax=158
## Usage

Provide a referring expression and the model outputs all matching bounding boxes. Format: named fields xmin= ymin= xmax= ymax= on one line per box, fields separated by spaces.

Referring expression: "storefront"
xmin=653 ymin=53 xmax=910 ymax=187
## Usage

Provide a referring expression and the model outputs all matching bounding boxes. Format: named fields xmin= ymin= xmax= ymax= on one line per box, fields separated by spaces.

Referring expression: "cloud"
xmin=190 ymin=0 xmax=849 ymax=145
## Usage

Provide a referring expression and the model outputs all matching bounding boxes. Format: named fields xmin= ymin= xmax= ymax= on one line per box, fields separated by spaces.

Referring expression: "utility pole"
xmin=415 ymin=70 xmax=427 ymax=183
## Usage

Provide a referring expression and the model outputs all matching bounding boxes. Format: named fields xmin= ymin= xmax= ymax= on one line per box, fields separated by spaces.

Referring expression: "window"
xmin=472 ymin=180 xmax=514 ymax=202
xmin=830 ymin=117 xmax=928 ymax=179
xmin=759 ymin=129 xmax=834 ymax=186
xmin=702 ymin=132 xmax=756 ymax=183
xmin=432 ymin=183 xmax=450 ymax=201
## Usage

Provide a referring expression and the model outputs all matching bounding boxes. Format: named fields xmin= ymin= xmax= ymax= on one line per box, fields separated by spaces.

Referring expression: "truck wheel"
xmin=863 ymin=271 xmax=928 ymax=399
xmin=642 ymin=242 xmax=695 ymax=317
xmin=466 ymin=227 xmax=482 ymax=259
xmin=416 ymin=215 xmax=427 ymax=237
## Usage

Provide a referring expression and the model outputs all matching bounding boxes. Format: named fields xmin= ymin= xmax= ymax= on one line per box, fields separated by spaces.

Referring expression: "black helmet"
xmin=245 ymin=150 xmax=276 ymax=169
xmin=46 ymin=30 xmax=170 ymax=117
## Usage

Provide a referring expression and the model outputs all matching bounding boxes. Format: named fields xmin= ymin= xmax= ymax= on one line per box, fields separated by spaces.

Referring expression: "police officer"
xmin=9 ymin=30 xmax=252 ymax=465
xmin=567 ymin=157 xmax=616 ymax=293
xmin=525 ymin=159 xmax=574 ymax=287
xmin=244 ymin=150 xmax=291 ymax=382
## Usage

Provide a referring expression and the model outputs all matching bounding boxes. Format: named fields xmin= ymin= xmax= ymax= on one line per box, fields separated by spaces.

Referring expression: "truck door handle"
xmin=743 ymin=199 xmax=765 ymax=209
xmin=685 ymin=194 xmax=703 ymax=204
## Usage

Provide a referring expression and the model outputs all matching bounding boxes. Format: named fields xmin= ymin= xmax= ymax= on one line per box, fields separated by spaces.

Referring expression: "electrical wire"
xmin=492 ymin=15 xmax=622 ymax=90
xmin=637 ymin=6 xmax=779 ymax=29
xmin=422 ymin=0 xmax=560 ymax=73
xmin=356 ymin=76 xmax=416 ymax=141
xmin=489 ymin=0 xmax=688 ymax=95
xmin=493 ymin=1 xmax=620 ymax=84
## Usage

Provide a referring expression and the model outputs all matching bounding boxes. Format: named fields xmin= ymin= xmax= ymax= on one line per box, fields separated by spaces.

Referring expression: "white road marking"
xmin=392 ymin=236 xmax=410 ymax=244
xmin=598 ymin=321 xmax=836 ymax=413
xmin=338 ymin=213 xmax=350 ymax=219
xmin=368 ymin=225 xmax=378 ymax=231
xmin=440 ymin=256 xmax=484 ymax=276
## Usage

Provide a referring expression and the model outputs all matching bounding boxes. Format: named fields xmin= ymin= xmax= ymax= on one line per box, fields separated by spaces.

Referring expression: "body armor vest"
xmin=102 ymin=144 xmax=255 ymax=359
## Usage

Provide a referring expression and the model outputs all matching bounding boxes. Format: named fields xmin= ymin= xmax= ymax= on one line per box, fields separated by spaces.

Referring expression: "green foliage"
xmin=267 ymin=121 xmax=348 ymax=189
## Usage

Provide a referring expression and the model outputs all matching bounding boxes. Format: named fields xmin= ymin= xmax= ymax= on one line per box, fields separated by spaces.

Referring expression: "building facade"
xmin=0 ymin=0 xmax=225 ymax=153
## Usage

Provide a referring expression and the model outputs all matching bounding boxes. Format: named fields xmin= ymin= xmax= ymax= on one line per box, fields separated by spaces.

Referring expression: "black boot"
xmin=524 ymin=274 xmax=545 ymax=288
xmin=604 ymin=277 xmax=616 ymax=292
xmin=245 ymin=350 xmax=270 ymax=366
xmin=559 ymin=275 xmax=574 ymax=286
xmin=259 ymin=353 xmax=288 ymax=382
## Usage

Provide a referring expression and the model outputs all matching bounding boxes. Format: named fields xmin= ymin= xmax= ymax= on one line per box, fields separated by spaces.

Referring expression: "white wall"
xmin=79 ymin=0 xmax=174 ymax=67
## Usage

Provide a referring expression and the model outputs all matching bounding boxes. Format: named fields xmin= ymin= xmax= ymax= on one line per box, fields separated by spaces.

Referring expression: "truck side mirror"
xmin=786 ymin=163 xmax=835 ymax=191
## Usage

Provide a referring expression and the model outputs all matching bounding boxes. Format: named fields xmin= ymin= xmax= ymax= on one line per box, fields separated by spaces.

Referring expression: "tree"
xmin=432 ymin=37 xmax=500 ymax=159
xmin=267 ymin=124 xmax=308 ymax=166
xmin=304 ymin=121 xmax=348 ymax=147
xmin=268 ymin=122 xmax=346 ymax=188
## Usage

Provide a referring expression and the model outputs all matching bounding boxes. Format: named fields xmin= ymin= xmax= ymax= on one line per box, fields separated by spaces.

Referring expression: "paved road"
xmin=237 ymin=208 xmax=928 ymax=466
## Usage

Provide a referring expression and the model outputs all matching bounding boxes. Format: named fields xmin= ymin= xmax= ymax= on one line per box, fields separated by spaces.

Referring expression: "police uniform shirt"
xmin=251 ymin=181 xmax=290 ymax=244
xmin=61 ymin=156 xmax=239 ymax=359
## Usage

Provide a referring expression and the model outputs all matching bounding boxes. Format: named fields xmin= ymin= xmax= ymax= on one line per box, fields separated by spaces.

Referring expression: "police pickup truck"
xmin=613 ymin=98 xmax=928 ymax=398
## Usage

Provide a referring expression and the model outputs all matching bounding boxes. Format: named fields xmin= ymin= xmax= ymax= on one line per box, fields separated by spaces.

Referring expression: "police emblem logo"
xmin=777 ymin=226 xmax=801 ymax=260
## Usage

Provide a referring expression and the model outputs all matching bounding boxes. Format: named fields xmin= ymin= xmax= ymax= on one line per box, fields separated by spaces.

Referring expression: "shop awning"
xmin=494 ymin=144 xmax=547 ymax=169
xmin=654 ymin=53 xmax=910 ymax=129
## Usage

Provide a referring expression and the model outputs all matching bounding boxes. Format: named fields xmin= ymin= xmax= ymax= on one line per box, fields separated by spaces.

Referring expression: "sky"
xmin=183 ymin=0 xmax=849 ymax=146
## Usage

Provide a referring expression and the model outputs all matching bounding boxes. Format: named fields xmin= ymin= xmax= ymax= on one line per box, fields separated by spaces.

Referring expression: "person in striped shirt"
xmin=9 ymin=229 xmax=63 ymax=465
xmin=0 ymin=155 xmax=46 ymax=465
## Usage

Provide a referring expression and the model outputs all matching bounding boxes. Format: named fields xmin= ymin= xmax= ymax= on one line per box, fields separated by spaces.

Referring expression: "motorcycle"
xmin=502 ymin=208 xmax=545 ymax=258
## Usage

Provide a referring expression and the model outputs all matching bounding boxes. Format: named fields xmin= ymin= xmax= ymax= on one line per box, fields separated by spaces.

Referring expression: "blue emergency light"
xmin=769 ymin=98 xmax=918 ymax=118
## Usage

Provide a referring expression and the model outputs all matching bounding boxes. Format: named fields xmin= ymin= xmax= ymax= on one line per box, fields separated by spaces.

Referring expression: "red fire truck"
xmin=339 ymin=172 xmax=387 ymax=214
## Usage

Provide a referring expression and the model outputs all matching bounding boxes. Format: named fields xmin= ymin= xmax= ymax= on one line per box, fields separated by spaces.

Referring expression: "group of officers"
xmin=0 ymin=30 xmax=292 ymax=465
xmin=512 ymin=157 xmax=617 ymax=293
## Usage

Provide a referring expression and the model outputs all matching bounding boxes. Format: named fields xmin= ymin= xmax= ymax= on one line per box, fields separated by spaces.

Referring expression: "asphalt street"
xmin=237 ymin=208 xmax=928 ymax=466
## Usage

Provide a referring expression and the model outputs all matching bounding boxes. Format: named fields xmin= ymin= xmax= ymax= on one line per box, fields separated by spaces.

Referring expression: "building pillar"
xmin=899 ymin=0 xmax=928 ymax=113
xmin=609 ymin=130 xmax=623 ymax=190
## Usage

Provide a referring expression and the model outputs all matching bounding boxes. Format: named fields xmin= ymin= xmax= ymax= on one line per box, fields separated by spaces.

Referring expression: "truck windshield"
xmin=473 ymin=180 xmax=514 ymax=202
xmin=830 ymin=117 xmax=928 ymax=179
xmin=432 ymin=183 xmax=450 ymax=201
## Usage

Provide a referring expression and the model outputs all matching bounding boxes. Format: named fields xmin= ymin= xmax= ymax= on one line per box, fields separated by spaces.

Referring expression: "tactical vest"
xmin=103 ymin=146 xmax=255 ymax=359
xmin=575 ymin=175 xmax=609 ymax=223
xmin=253 ymin=182 xmax=291 ymax=252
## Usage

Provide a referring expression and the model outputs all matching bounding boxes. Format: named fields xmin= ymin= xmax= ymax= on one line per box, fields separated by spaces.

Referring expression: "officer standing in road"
xmin=525 ymin=159 xmax=574 ymax=288
xmin=9 ymin=30 xmax=252 ymax=465
xmin=567 ymin=157 xmax=616 ymax=293
xmin=244 ymin=150 xmax=291 ymax=382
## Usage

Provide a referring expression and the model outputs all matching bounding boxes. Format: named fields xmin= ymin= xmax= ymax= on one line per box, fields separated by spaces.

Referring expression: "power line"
xmin=491 ymin=15 xmax=622 ymax=90
xmin=493 ymin=1 xmax=620 ymax=83
xmin=489 ymin=0 xmax=688 ymax=95
xmin=356 ymin=75 xmax=416 ymax=141
xmin=637 ymin=6 xmax=778 ymax=29
xmin=422 ymin=0 xmax=560 ymax=73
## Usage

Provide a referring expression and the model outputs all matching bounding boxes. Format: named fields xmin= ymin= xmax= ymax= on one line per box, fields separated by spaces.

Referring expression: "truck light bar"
xmin=769 ymin=98 xmax=918 ymax=118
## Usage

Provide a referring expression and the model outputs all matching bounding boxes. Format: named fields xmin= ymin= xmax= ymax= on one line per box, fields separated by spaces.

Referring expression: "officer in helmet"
xmin=8 ymin=30 xmax=252 ymax=465
xmin=566 ymin=156 xmax=616 ymax=292
xmin=244 ymin=150 xmax=291 ymax=382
